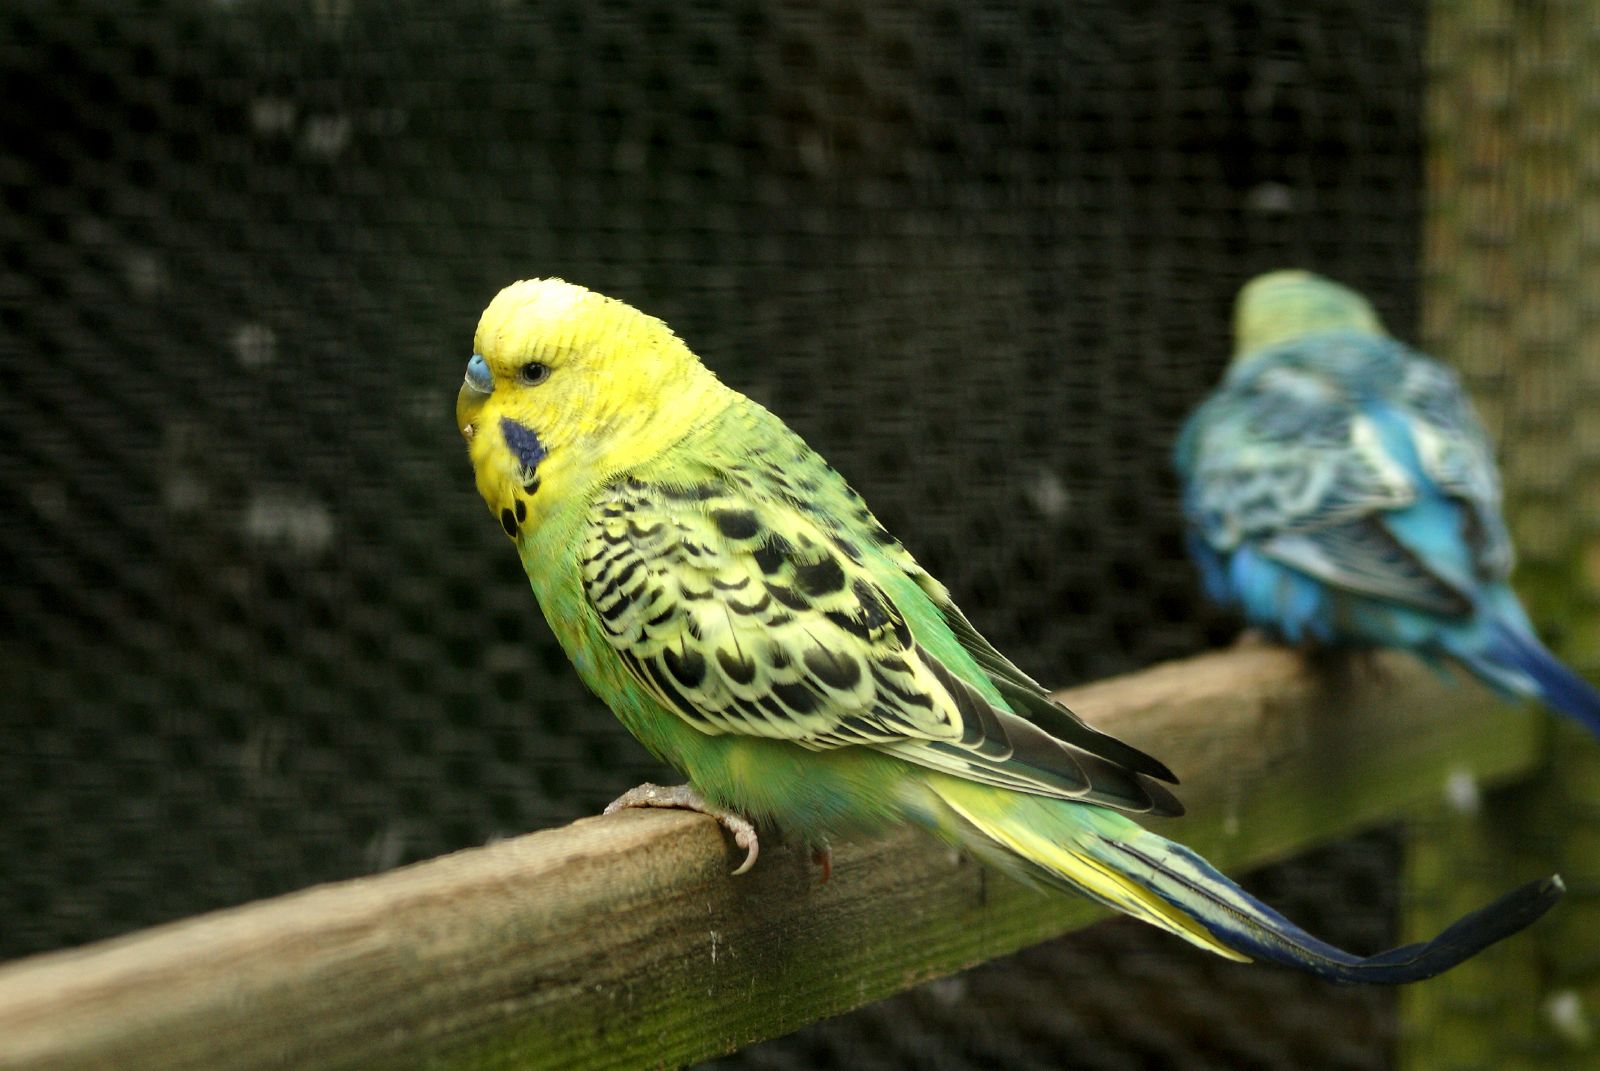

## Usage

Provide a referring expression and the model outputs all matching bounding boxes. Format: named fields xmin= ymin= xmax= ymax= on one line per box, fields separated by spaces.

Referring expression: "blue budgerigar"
xmin=1176 ymin=270 xmax=1600 ymax=735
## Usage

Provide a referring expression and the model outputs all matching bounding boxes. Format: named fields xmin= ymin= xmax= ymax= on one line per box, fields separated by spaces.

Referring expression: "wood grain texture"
xmin=0 ymin=646 xmax=1543 ymax=1071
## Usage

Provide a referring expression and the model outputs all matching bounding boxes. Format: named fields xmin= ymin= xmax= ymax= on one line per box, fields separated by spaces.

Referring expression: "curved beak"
xmin=457 ymin=353 xmax=493 ymax=441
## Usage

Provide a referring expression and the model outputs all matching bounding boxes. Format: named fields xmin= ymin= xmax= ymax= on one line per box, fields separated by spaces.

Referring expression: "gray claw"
xmin=604 ymin=782 xmax=761 ymax=876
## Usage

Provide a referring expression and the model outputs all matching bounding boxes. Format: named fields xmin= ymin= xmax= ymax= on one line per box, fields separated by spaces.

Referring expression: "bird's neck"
xmin=503 ymin=366 xmax=739 ymax=560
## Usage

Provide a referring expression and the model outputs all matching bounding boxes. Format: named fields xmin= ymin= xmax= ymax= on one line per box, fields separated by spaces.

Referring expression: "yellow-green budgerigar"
xmin=457 ymin=278 xmax=1560 ymax=983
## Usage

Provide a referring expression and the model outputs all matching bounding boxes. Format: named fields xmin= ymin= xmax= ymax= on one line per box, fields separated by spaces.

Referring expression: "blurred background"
xmin=2 ymin=2 xmax=1596 ymax=1068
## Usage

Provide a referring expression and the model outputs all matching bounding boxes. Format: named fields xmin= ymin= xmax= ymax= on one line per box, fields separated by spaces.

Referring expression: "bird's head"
xmin=1231 ymin=270 xmax=1387 ymax=361
xmin=457 ymin=278 xmax=731 ymax=539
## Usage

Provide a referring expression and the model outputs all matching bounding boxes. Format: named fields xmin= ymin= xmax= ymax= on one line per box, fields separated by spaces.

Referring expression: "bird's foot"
xmin=1304 ymin=644 xmax=1389 ymax=686
xmin=811 ymin=841 xmax=833 ymax=885
xmin=603 ymin=782 xmax=760 ymax=876
xmin=1356 ymin=647 xmax=1395 ymax=683
xmin=1233 ymin=627 xmax=1273 ymax=649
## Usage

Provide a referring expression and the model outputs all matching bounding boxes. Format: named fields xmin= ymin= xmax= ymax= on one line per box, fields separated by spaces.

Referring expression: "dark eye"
xmin=518 ymin=362 xmax=551 ymax=386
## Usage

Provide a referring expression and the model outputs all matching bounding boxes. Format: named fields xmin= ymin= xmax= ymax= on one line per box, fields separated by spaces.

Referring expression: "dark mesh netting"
xmin=1 ymin=1 xmax=1424 ymax=1066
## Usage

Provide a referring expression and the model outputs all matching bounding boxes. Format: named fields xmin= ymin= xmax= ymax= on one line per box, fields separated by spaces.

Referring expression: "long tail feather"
xmin=924 ymin=776 xmax=1562 ymax=984
xmin=1465 ymin=621 xmax=1600 ymax=738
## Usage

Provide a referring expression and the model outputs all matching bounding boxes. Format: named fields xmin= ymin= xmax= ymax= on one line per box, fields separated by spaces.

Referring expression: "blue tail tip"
xmin=1355 ymin=871 xmax=1565 ymax=984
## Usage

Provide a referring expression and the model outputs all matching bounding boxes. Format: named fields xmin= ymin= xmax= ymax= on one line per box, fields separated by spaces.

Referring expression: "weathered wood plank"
xmin=0 ymin=647 xmax=1543 ymax=1071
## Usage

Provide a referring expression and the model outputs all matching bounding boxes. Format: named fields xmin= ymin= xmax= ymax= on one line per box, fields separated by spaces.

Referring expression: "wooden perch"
xmin=0 ymin=647 xmax=1544 ymax=1071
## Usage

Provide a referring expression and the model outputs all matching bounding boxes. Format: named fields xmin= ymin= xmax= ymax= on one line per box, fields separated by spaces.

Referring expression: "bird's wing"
xmin=581 ymin=473 xmax=1179 ymax=816
xmin=1181 ymin=342 xmax=1476 ymax=615
xmin=1395 ymin=355 xmax=1514 ymax=581
xmin=929 ymin=597 xmax=1179 ymax=785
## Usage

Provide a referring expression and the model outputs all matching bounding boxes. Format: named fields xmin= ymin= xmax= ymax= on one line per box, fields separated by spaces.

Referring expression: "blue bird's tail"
xmin=1453 ymin=616 xmax=1600 ymax=739
xmin=926 ymin=777 xmax=1563 ymax=984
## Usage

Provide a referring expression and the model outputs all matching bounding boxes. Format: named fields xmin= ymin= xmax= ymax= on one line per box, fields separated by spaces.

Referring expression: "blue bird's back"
xmin=1176 ymin=271 xmax=1600 ymax=736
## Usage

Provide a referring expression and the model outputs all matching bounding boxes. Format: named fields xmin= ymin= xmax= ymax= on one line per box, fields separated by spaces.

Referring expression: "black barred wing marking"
xmin=582 ymin=476 xmax=939 ymax=748
xmin=580 ymin=474 xmax=1180 ymax=816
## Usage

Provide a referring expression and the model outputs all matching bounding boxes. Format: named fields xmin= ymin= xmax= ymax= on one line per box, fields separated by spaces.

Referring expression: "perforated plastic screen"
xmin=1 ymin=1 xmax=1423 ymax=1066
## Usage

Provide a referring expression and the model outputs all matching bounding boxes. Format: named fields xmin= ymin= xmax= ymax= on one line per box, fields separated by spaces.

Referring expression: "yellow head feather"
xmin=1231 ymin=270 xmax=1387 ymax=361
xmin=457 ymin=278 xmax=733 ymax=538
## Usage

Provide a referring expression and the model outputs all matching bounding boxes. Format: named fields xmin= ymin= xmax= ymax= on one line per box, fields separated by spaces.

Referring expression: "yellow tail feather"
xmin=927 ymin=777 xmax=1249 ymax=962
